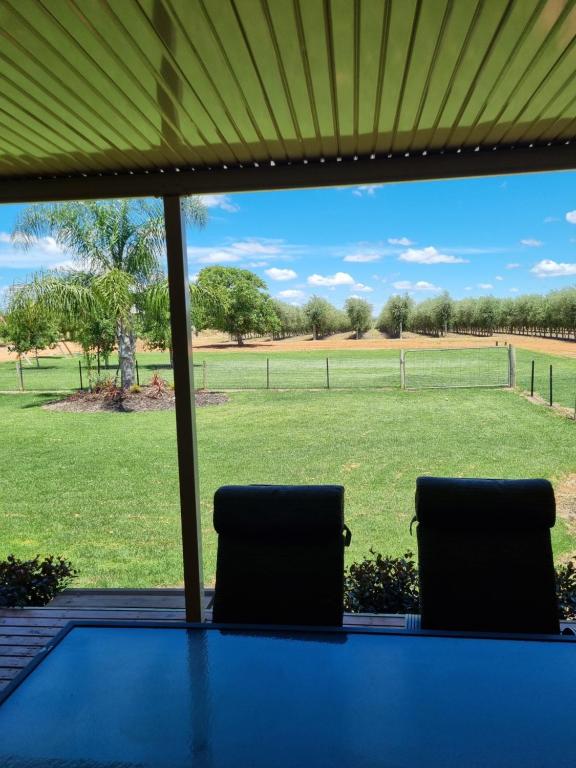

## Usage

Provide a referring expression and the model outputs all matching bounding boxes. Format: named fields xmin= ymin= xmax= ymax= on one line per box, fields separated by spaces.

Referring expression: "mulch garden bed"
xmin=42 ymin=387 xmax=229 ymax=413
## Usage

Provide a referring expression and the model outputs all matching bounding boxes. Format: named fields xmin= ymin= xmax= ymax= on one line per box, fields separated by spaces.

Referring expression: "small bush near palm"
xmin=344 ymin=549 xmax=420 ymax=614
xmin=148 ymin=371 xmax=169 ymax=398
xmin=0 ymin=555 xmax=77 ymax=607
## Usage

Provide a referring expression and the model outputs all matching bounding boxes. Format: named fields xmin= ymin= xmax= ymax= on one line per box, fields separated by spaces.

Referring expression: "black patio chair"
xmin=414 ymin=476 xmax=559 ymax=634
xmin=212 ymin=485 xmax=351 ymax=626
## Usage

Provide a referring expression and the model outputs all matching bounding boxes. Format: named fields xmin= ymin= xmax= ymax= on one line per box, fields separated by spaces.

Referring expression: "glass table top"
xmin=0 ymin=625 xmax=574 ymax=768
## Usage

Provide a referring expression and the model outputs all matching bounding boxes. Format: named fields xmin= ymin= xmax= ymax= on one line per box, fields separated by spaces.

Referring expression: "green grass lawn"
xmin=0 ymin=386 xmax=574 ymax=587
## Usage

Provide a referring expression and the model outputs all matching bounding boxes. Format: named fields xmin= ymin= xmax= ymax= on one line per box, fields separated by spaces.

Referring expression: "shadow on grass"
xmin=20 ymin=393 xmax=73 ymax=409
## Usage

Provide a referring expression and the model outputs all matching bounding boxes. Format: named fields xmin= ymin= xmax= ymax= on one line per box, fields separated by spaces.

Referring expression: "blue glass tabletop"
xmin=0 ymin=624 xmax=574 ymax=768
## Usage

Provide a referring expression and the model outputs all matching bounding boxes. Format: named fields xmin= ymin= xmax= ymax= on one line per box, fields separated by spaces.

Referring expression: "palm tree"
xmin=12 ymin=198 xmax=207 ymax=388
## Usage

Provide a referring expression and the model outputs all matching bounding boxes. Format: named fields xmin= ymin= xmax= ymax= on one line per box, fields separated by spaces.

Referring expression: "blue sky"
xmin=1 ymin=170 xmax=576 ymax=313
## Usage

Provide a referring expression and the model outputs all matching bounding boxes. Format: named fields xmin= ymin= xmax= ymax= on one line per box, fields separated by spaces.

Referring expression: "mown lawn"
xmin=0 ymin=387 xmax=574 ymax=587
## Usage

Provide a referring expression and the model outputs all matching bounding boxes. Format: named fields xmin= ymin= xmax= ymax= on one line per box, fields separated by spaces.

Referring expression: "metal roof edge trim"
xmin=0 ymin=144 xmax=574 ymax=203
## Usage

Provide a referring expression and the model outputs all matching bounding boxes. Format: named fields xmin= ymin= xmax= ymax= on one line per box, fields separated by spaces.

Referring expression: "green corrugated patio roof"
xmin=0 ymin=0 xmax=575 ymax=201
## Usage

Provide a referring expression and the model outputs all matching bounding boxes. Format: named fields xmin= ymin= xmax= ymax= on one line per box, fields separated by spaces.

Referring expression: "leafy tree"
xmin=195 ymin=266 xmax=279 ymax=345
xmin=345 ymin=297 xmax=373 ymax=339
xmin=433 ymin=291 xmax=453 ymax=336
xmin=377 ymin=294 xmax=413 ymax=338
xmin=1 ymin=290 xmax=59 ymax=366
xmin=303 ymin=296 xmax=335 ymax=340
xmin=271 ymin=300 xmax=306 ymax=339
xmin=12 ymin=198 xmax=207 ymax=387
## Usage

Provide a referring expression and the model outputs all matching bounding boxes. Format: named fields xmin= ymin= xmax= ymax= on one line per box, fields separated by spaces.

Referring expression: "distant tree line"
xmin=377 ymin=286 xmax=576 ymax=339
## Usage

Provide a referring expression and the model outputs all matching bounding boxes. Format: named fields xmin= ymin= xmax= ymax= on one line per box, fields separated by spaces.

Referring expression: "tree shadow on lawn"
xmin=19 ymin=393 xmax=72 ymax=409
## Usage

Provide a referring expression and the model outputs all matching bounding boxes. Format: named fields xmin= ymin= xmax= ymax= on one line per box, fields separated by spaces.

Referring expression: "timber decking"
xmin=2 ymin=589 xmax=574 ymax=690
xmin=0 ymin=589 xmax=405 ymax=691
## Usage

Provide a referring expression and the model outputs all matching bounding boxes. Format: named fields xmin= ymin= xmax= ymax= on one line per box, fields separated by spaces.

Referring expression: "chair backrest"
xmin=415 ymin=476 xmax=559 ymax=634
xmin=212 ymin=485 xmax=348 ymax=626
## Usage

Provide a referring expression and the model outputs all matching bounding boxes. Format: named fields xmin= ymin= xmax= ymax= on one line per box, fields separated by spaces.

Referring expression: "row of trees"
xmin=0 ymin=200 xmax=375 ymax=388
xmin=377 ymin=287 xmax=576 ymax=339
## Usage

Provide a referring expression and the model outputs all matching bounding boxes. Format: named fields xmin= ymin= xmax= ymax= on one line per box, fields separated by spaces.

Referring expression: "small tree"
xmin=345 ymin=297 xmax=373 ymax=339
xmin=271 ymin=300 xmax=306 ymax=339
xmin=376 ymin=294 xmax=413 ymax=338
xmin=196 ymin=266 xmax=279 ymax=345
xmin=303 ymin=296 xmax=334 ymax=340
xmin=433 ymin=291 xmax=453 ymax=336
xmin=1 ymin=291 xmax=59 ymax=366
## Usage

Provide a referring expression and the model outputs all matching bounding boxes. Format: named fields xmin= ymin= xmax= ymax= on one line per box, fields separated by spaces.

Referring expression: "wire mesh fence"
xmin=0 ymin=348 xmax=572 ymax=406
xmin=403 ymin=347 xmax=511 ymax=389
xmin=202 ymin=356 xmax=401 ymax=390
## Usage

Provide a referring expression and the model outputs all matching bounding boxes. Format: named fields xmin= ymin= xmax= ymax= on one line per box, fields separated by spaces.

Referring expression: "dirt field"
xmin=1 ymin=330 xmax=574 ymax=361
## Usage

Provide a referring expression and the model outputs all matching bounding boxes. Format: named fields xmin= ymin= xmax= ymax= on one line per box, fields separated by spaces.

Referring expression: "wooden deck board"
xmin=0 ymin=589 xmax=573 ymax=692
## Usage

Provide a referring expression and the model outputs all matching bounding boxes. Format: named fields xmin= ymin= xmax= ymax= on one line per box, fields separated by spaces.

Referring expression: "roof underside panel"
xmin=0 ymin=0 xmax=574 ymax=184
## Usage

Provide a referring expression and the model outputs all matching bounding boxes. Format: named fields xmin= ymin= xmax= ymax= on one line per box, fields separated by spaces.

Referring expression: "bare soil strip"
xmin=1 ymin=331 xmax=574 ymax=360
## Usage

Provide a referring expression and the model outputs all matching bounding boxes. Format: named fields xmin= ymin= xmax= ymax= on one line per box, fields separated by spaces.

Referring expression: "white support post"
xmin=400 ymin=350 xmax=406 ymax=389
xmin=163 ymin=195 xmax=204 ymax=622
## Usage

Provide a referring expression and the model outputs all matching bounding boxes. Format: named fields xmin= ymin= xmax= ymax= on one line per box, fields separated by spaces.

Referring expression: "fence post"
xmin=79 ymin=360 xmax=83 ymax=391
xmin=17 ymin=359 xmax=24 ymax=391
xmin=508 ymin=344 xmax=516 ymax=388
xmin=326 ymin=357 xmax=330 ymax=389
xmin=266 ymin=358 xmax=270 ymax=389
xmin=530 ymin=360 xmax=535 ymax=397
xmin=135 ymin=359 xmax=140 ymax=387
xmin=202 ymin=360 xmax=207 ymax=390
xmin=549 ymin=365 xmax=553 ymax=407
xmin=400 ymin=350 xmax=405 ymax=389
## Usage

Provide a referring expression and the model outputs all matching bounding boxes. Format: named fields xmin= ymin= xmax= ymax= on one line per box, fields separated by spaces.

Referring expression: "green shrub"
xmin=344 ymin=549 xmax=419 ymax=614
xmin=0 ymin=555 xmax=77 ymax=607
xmin=345 ymin=550 xmax=576 ymax=622
xmin=556 ymin=559 xmax=576 ymax=620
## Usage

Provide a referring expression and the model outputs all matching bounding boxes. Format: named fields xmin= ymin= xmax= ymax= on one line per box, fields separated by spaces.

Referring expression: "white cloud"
xmin=307 ymin=272 xmax=355 ymax=287
xmin=398 ymin=246 xmax=468 ymax=264
xmin=531 ymin=259 xmax=576 ymax=278
xmin=565 ymin=210 xmax=576 ymax=224
xmin=248 ymin=261 xmax=268 ymax=267
xmin=441 ymin=246 xmax=510 ymax=255
xmin=193 ymin=250 xmax=243 ymax=264
xmin=510 ymin=288 xmax=519 ymax=293
xmin=188 ymin=238 xmax=286 ymax=265
xmin=506 ymin=263 xmax=520 ymax=269
xmin=343 ymin=252 xmax=381 ymax=263
xmin=0 ymin=231 xmax=69 ymax=269
xmin=478 ymin=283 xmax=493 ymax=290
xmin=520 ymin=238 xmax=543 ymax=247
xmin=392 ymin=280 xmax=440 ymax=292
xmin=495 ymin=275 xmax=504 ymax=281
xmin=387 ymin=237 xmax=414 ymax=246
xmin=352 ymin=282 xmax=373 ymax=293
xmin=464 ymin=286 xmax=472 ymax=291
xmin=278 ymin=289 xmax=304 ymax=299
xmin=199 ymin=194 xmax=239 ymax=213
xmin=265 ymin=268 xmax=297 ymax=281
xmin=352 ymin=184 xmax=382 ymax=197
